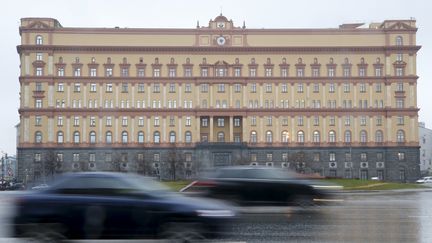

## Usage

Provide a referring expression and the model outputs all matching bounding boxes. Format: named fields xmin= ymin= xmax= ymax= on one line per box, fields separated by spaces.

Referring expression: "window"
xmin=121 ymin=131 xmax=128 ymax=144
xmin=217 ymin=84 xmax=225 ymax=92
xmin=313 ymin=116 xmax=320 ymax=125
xmin=397 ymin=116 xmax=405 ymax=125
xmin=153 ymin=83 xmax=160 ymax=93
xmin=106 ymin=83 xmax=113 ymax=92
xmin=398 ymin=152 xmax=405 ymax=161
xmin=375 ymin=83 xmax=382 ymax=93
xmin=35 ymin=35 xmax=43 ymax=45
xmin=329 ymin=116 xmax=336 ymax=126
xmin=297 ymin=131 xmax=305 ymax=143
xmin=250 ymin=131 xmax=257 ymax=143
xmin=36 ymin=53 xmax=43 ymax=61
xmin=169 ymin=131 xmax=176 ymax=143
xmin=89 ymin=153 xmax=96 ymax=162
xmin=73 ymin=131 xmax=80 ymax=144
xmin=186 ymin=116 xmax=191 ymax=126
xmin=153 ymin=68 xmax=160 ymax=77
xmin=359 ymin=83 xmax=367 ymax=93
xmin=251 ymin=116 xmax=257 ymax=126
xmin=297 ymin=116 xmax=304 ymax=126
xmin=73 ymin=153 xmax=80 ymax=162
xmin=57 ymin=131 xmax=64 ymax=144
xmin=73 ymin=116 xmax=80 ymax=127
xmin=360 ymin=130 xmax=368 ymax=143
xmin=185 ymin=83 xmax=192 ymax=93
xmin=105 ymin=153 xmax=112 ymax=162
xmin=201 ymin=68 xmax=208 ymax=77
xmin=329 ymin=130 xmax=336 ymax=143
xmin=313 ymin=131 xmax=320 ymax=143
xmin=250 ymin=153 xmax=257 ymax=162
xmin=396 ymin=82 xmax=404 ymax=92
xmin=185 ymin=131 xmax=192 ymax=143
xmin=36 ymin=67 xmax=43 ymax=76
xmin=344 ymin=130 xmax=352 ymax=143
xmin=361 ymin=153 xmax=368 ymax=162
xmin=169 ymin=68 xmax=176 ymax=77
xmin=217 ymin=118 xmax=225 ymax=127
xmin=265 ymin=68 xmax=272 ymax=77
xmin=250 ymin=83 xmax=257 ymax=93
xmin=329 ymin=153 xmax=336 ymax=162
xmin=375 ymin=130 xmax=383 ymax=143
xmin=397 ymin=130 xmax=405 ymax=143
xmin=377 ymin=152 xmax=383 ymax=161
xmin=35 ymin=131 xmax=42 ymax=143
xmin=122 ymin=117 xmax=128 ymax=126
xmin=106 ymin=131 xmax=112 ymax=144
xmin=74 ymin=68 xmax=81 ymax=77
xmin=329 ymin=83 xmax=335 ymax=93
xmin=121 ymin=83 xmax=128 ymax=93
xmin=154 ymin=131 xmax=160 ymax=143
xmin=297 ymin=83 xmax=304 ymax=93
xmin=90 ymin=68 xmax=97 ymax=77
xmin=89 ymin=131 xmax=96 ymax=144
xmin=34 ymin=116 xmax=42 ymax=126
xmin=217 ymin=132 xmax=225 ymax=142
xmin=234 ymin=84 xmax=241 ymax=93
xmin=201 ymin=118 xmax=208 ymax=127
xmin=296 ymin=68 xmax=304 ymax=77
xmin=249 ymin=68 xmax=256 ymax=77
xmin=137 ymin=83 xmax=145 ymax=93
xmin=281 ymin=83 xmax=288 ymax=93
xmin=57 ymin=68 xmax=64 ymax=76
xmin=234 ymin=68 xmax=241 ymax=77
xmin=396 ymin=99 xmax=405 ymax=108
xmin=345 ymin=116 xmax=351 ymax=126
xmin=106 ymin=117 xmax=112 ymax=127
xmin=281 ymin=68 xmax=288 ymax=77
xmin=360 ymin=116 xmax=367 ymax=126
xmin=396 ymin=67 xmax=404 ymax=76
xmin=267 ymin=116 xmax=272 ymax=126
xmin=234 ymin=118 xmax=241 ymax=127
xmin=396 ymin=36 xmax=403 ymax=46
xmin=282 ymin=131 xmax=289 ymax=143
xmin=376 ymin=116 xmax=383 ymax=126
xmin=184 ymin=68 xmax=192 ymax=77
xmin=200 ymin=84 xmax=208 ymax=93
xmin=343 ymin=83 xmax=350 ymax=93
xmin=375 ymin=68 xmax=382 ymax=77
xmin=154 ymin=117 xmax=160 ymax=126
xmin=266 ymin=131 xmax=273 ymax=143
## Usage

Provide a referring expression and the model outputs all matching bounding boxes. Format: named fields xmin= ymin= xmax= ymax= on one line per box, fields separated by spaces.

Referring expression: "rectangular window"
xmin=35 ymin=82 xmax=43 ymax=91
xmin=169 ymin=116 xmax=175 ymax=126
xmin=57 ymin=68 xmax=64 ymax=77
xmin=267 ymin=116 xmax=272 ymax=126
xmin=249 ymin=68 xmax=256 ymax=77
xmin=137 ymin=68 xmax=145 ymax=77
xmin=397 ymin=116 xmax=404 ymax=125
xmin=250 ymin=153 xmax=257 ymax=162
xmin=234 ymin=118 xmax=241 ymax=127
xmin=201 ymin=118 xmax=208 ymax=127
xmin=35 ymin=116 xmax=42 ymax=126
xmin=106 ymin=83 xmax=113 ymax=92
xmin=297 ymin=84 xmax=303 ymax=93
xmin=73 ymin=83 xmax=81 ymax=92
xmin=138 ymin=117 xmax=144 ymax=127
xmin=154 ymin=153 xmax=160 ymax=162
xmin=201 ymin=68 xmax=208 ymax=77
xmin=57 ymin=116 xmax=63 ymax=126
xmin=396 ymin=82 xmax=404 ymax=92
xmin=121 ymin=83 xmax=128 ymax=93
xmin=345 ymin=153 xmax=352 ymax=162
xmin=312 ymin=68 xmax=319 ymax=77
xmin=105 ymin=153 xmax=112 ymax=162
xmin=375 ymin=83 xmax=382 ymax=93
xmin=36 ymin=67 xmax=43 ymax=76
xmin=200 ymin=84 xmax=208 ymax=93
xmin=36 ymin=53 xmax=43 ymax=61
xmin=185 ymin=83 xmax=192 ymax=93
xmin=89 ymin=153 xmax=96 ymax=162
xmin=169 ymin=83 xmax=176 ymax=93
xmin=90 ymin=68 xmax=97 ymax=77
xmin=377 ymin=152 xmax=383 ymax=161
xmin=186 ymin=116 xmax=191 ymax=126
xmin=169 ymin=68 xmax=176 ymax=77
xmin=282 ymin=153 xmax=288 ymax=162
xmin=218 ymin=84 xmax=225 ymax=92
xmin=396 ymin=99 xmax=405 ymax=108
xmin=217 ymin=118 xmax=224 ymax=127
xmin=265 ymin=68 xmax=272 ymax=77
xmin=137 ymin=83 xmax=145 ymax=93
xmin=105 ymin=68 xmax=113 ymax=77
xmin=265 ymin=83 xmax=272 ymax=93
xmin=154 ymin=117 xmax=160 ymax=127
xmin=73 ymin=153 xmax=80 ymax=162
xmin=35 ymin=99 xmax=42 ymax=108
xmin=57 ymin=83 xmax=64 ymax=92
xmin=345 ymin=116 xmax=351 ymax=126
xmin=90 ymin=116 xmax=96 ymax=127
xmin=329 ymin=153 xmax=336 ymax=162
xmin=313 ymin=153 xmax=320 ymax=162
xmin=74 ymin=68 xmax=81 ymax=77
xmin=184 ymin=68 xmax=192 ymax=77
xmin=376 ymin=116 xmax=382 ymax=126
xmin=361 ymin=153 xmax=368 ymax=162
xmin=375 ymin=68 xmax=382 ymax=77
xmin=73 ymin=116 xmax=80 ymax=126
xmin=281 ymin=83 xmax=288 ymax=93
xmin=329 ymin=83 xmax=335 ymax=93
xmin=329 ymin=116 xmax=335 ymax=126
xmin=251 ymin=116 xmax=257 ymax=126
xmin=296 ymin=68 xmax=304 ymax=77
xmin=398 ymin=152 xmax=405 ymax=161
xmin=328 ymin=68 xmax=335 ymax=77
xmin=234 ymin=83 xmax=241 ymax=93
xmin=250 ymin=83 xmax=257 ymax=93
xmin=298 ymin=116 xmax=304 ymax=126
xmin=234 ymin=68 xmax=241 ymax=77
xmin=153 ymin=83 xmax=160 ymax=93
xmin=359 ymin=83 xmax=367 ymax=93
xmin=313 ymin=116 xmax=319 ymax=126
xmin=153 ymin=68 xmax=160 ymax=77
xmin=313 ymin=83 xmax=319 ymax=93
xmin=266 ymin=153 xmax=273 ymax=161
xmin=90 ymin=83 xmax=97 ymax=92
xmin=343 ymin=83 xmax=350 ymax=93
xmin=281 ymin=68 xmax=288 ymax=77
xmin=360 ymin=116 xmax=367 ymax=126
xmin=106 ymin=116 xmax=112 ymax=126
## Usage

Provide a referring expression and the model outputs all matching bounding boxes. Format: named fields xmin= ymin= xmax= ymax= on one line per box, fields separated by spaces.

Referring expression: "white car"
xmin=31 ymin=183 xmax=49 ymax=190
xmin=416 ymin=177 xmax=432 ymax=183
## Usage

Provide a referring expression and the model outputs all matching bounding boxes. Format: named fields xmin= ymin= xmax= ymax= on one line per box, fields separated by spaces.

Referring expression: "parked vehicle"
xmin=181 ymin=166 xmax=342 ymax=207
xmin=31 ymin=183 xmax=49 ymax=190
xmin=416 ymin=176 xmax=432 ymax=183
xmin=12 ymin=172 xmax=236 ymax=241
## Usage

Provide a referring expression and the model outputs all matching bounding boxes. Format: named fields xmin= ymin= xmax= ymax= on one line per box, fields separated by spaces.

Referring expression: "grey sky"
xmin=1 ymin=0 xmax=430 ymax=155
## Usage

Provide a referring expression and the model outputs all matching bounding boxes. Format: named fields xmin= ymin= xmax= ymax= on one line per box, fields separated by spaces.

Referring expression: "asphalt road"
xmin=1 ymin=190 xmax=432 ymax=242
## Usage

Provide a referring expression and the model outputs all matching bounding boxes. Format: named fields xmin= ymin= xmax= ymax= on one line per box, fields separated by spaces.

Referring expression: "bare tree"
xmin=290 ymin=152 xmax=307 ymax=173
xmin=167 ymin=145 xmax=184 ymax=181
xmin=44 ymin=150 xmax=61 ymax=180
xmin=111 ymin=152 xmax=122 ymax=172
xmin=136 ymin=153 xmax=150 ymax=175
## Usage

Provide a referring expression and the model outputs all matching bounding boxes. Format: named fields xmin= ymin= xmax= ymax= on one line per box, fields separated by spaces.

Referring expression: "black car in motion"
xmin=181 ymin=166 xmax=342 ymax=206
xmin=12 ymin=172 xmax=236 ymax=241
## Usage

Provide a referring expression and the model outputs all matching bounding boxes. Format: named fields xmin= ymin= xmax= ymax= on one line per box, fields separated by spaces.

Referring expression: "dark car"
xmin=181 ymin=166 xmax=342 ymax=207
xmin=11 ymin=172 xmax=236 ymax=241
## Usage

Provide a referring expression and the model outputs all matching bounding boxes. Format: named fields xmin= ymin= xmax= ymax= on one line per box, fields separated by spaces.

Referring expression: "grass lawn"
xmin=325 ymin=179 xmax=427 ymax=190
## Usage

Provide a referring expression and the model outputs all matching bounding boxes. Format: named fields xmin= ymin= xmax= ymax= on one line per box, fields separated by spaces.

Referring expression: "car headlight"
xmin=196 ymin=210 xmax=235 ymax=217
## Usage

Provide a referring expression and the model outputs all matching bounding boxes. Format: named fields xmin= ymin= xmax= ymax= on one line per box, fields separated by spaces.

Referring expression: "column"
xmin=210 ymin=85 xmax=213 ymax=107
xmin=229 ymin=116 xmax=234 ymax=142
xmin=275 ymin=117 xmax=280 ymax=142
xmin=162 ymin=117 xmax=166 ymax=143
xmin=48 ymin=55 xmax=53 ymax=75
xmin=146 ymin=117 xmax=151 ymax=142
xmin=242 ymin=117 xmax=247 ymax=142
xmin=163 ymin=84 xmax=166 ymax=107
xmin=209 ymin=116 xmax=214 ymax=142
xmin=48 ymin=118 xmax=53 ymax=142
xmin=196 ymin=117 xmax=200 ymax=142
xmin=178 ymin=117 xmax=182 ymax=142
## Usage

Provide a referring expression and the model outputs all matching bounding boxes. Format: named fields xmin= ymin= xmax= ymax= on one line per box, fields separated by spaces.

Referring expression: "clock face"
xmin=217 ymin=36 xmax=226 ymax=46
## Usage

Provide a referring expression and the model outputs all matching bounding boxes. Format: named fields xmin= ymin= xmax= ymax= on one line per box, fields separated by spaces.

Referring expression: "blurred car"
xmin=370 ymin=177 xmax=380 ymax=181
xmin=12 ymin=172 xmax=236 ymax=241
xmin=181 ymin=166 xmax=342 ymax=207
xmin=416 ymin=176 xmax=432 ymax=183
xmin=6 ymin=182 xmax=26 ymax=191
xmin=31 ymin=183 xmax=49 ymax=190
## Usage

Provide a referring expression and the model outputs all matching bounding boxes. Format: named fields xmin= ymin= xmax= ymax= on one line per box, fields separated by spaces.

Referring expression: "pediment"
xmin=386 ymin=21 xmax=415 ymax=30
xmin=26 ymin=21 xmax=51 ymax=29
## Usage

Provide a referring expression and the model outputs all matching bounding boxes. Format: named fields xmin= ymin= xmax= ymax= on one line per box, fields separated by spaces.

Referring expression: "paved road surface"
xmin=1 ymin=190 xmax=432 ymax=242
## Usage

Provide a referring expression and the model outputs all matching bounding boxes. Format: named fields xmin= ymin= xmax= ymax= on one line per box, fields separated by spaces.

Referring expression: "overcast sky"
xmin=1 ymin=0 xmax=430 ymax=155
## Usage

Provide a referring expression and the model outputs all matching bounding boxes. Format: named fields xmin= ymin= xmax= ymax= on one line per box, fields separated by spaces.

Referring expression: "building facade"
xmin=17 ymin=15 xmax=420 ymax=182
xmin=419 ymin=122 xmax=432 ymax=175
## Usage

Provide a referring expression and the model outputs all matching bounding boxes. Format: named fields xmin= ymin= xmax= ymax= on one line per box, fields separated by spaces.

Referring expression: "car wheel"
xmin=293 ymin=195 xmax=315 ymax=207
xmin=21 ymin=224 xmax=66 ymax=243
xmin=160 ymin=222 xmax=205 ymax=243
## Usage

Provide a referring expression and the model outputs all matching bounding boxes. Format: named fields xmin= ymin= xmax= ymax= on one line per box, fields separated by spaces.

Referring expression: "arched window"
xmin=344 ymin=130 xmax=351 ymax=143
xmin=250 ymin=131 xmax=257 ymax=143
xmin=375 ymin=130 xmax=383 ymax=143
xmin=297 ymin=131 xmax=305 ymax=143
xmin=360 ymin=130 xmax=368 ymax=143
xmin=35 ymin=131 xmax=43 ymax=143
xmin=154 ymin=131 xmax=160 ymax=143
xmin=313 ymin=130 xmax=320 ymax=143
xmin=35 ymin=35 xmax=43 ymax=45
xmin=169 ymin=131 xmax=176 ymax=143
xmin=397 ymin=130 xmax=405 ymax=142
xmin=57 ymin=131 xmax=64 ymax=144
xmin=106 ymin=131 xmax=112 ymax=144
xmin=185 ymin=131 xmax=192 ymax=143
xmin=217 ymin=132 xmax=225 ymax=142
xmin=281 ymin=131 xmax=289 ymax=143
xmin=89 ymin=131 xmax=96 ymax=144
xmin=266 ymin=131 xmax=273 ymax=143
xmin=121 ymin=131 xmax=128 ymax=144
xmin=137 ymin=131 xmax=144 ymax=144
xmin=73 ymin=131 xmax=80 ymax=144
xmin=329 ymin=130 xmax=336 ymax=143
xmin=396 ymin=36 xmax=403 ymax=46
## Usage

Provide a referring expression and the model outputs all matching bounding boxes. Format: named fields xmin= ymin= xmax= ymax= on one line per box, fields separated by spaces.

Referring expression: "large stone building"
xmin=419 ymin=122 xmax=432 ymax=175
xmin=17 ymin=15 xmax=420 ymax=182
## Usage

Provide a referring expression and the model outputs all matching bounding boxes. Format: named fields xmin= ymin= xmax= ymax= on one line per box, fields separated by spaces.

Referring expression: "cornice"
xmin=16 ymin=45 xmax=422 ymax=54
